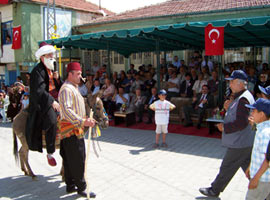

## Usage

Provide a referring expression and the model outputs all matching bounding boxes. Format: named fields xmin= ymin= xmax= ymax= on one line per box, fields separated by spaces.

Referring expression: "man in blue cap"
xmin=259 ymin=85 xmax=270 ymax=100
xmin=245 ymin=98 xmax=270 ymax=200
xmin=199 ymin=70 xmax=255 ymax=197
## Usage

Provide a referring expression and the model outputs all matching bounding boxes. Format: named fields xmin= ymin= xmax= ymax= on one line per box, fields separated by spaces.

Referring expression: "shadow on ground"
xmin=88 ymin=127 xmax=225 ymax=159
xmin=0 ymin=174 xmax=80 ymax=200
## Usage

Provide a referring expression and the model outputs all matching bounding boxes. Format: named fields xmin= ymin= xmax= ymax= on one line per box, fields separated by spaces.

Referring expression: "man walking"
xmin=199 ymin=70 xmax=255 ymax=197
xmin=58 ymin=62 xmax=96 ymax=198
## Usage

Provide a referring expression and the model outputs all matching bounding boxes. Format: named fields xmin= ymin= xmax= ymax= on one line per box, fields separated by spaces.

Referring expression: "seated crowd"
xmin=75 ymin=53 xmax=270 ymax=129
xmin=1 ymin=52 xmax=270 ymax=128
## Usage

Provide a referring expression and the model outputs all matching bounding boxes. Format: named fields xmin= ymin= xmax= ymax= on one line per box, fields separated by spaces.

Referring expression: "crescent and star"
xmin=208 ymin=29 xmax=220 ymax=44
xmin=13 ymin=31 xmax=19 ymax=41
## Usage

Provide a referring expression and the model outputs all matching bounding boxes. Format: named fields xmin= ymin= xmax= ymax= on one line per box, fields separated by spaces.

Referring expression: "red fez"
xmin=67 ymin=62 xmax=82 ymax=73
xmin=39 ymin=42 xmax=49 ymax=48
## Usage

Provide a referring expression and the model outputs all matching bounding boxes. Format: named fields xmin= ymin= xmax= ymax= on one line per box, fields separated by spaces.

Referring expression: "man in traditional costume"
xmin=58 ymin=62 xmax=96 ymax=198
xmin=26 ymin=42 xmax=59 ymax=166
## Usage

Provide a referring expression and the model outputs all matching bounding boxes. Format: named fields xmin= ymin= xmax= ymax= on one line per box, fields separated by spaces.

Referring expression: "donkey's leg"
xmin=18 ymin=146 xmax=28 ymax=175
xmin=19 ymin=136 xmax=37 ymax=179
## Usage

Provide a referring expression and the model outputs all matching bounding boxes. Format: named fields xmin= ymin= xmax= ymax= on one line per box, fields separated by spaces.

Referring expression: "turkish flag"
xmin=205 ymin=24 xmax=224 ymax=56
xmin=12 ymin=25 xmax=21 ymax=49
xmin=0 ymin=0 xmax=9 ymax=4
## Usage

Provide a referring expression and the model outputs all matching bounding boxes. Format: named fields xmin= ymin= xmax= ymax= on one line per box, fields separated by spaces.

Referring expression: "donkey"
xmin=13 ymin=92 xmax=108 ymax=180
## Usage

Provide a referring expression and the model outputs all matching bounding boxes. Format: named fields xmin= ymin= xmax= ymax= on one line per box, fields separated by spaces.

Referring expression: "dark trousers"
xmin=211 ymin=147 xmax=252 ymax=193
xmin=147 ymin=107 xmax=154 ymax=122
xmin=183 ymin=105 xmax=205 ymax=124
xmin=60 ymin=135 xmax=86 ymax=192
xmin=134 ymin=104 xmax=144 ymax=120
xmin=45 ymin=124 xmax=57 ymax=154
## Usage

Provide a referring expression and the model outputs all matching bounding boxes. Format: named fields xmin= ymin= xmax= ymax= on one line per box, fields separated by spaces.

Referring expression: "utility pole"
xmin=47 ymin=0 xmax=56 ymax=40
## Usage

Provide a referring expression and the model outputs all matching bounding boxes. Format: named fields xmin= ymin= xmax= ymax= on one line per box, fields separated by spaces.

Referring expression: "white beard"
xmin=44 ymin=57 xmax=55 ymax=70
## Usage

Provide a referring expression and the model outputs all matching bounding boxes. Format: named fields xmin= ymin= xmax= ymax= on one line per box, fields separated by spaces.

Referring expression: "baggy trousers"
xmin=211 ymin=147 xmax=252 ymax=193
xmin=45 ymin=124 xmax=57 ymax=154
xmin=60 ymin=135 xmax=86 ymax=192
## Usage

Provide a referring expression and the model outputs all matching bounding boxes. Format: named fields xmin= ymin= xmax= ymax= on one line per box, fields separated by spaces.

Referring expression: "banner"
xmin=12 ymin=25 xmax=21 ymax=49
xmin=0 ymin=0 xmax=9 ymax=4
xmin=205 ymin=24 xmax=224 ymax=56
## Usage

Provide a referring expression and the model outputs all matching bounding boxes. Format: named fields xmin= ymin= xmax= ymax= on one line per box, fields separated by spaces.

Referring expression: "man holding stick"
xmin=58 ymin=62 xmax=96 ymax=198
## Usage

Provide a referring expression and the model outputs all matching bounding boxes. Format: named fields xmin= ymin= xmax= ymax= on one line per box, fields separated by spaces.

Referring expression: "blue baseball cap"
xmin=158 ymin=89 xmax=167 ymax=95
xmin=245 ymin=98 xmax=270 ymax=116
xmin=259 ymin=85 xmax=270 ymax=96
xmin=225 ymin=70 xmax=247 ymax=81
xmin=24 ymin=92 xmax=29 ymax=96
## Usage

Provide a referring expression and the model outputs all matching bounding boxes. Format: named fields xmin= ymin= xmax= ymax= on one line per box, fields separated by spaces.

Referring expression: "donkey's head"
xmin=85 ymin=90 xmax=109 ymax=129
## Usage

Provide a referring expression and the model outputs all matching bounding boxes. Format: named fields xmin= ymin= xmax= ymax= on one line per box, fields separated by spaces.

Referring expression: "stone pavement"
xmin=0 ymin=123 xmax=249 ymax=200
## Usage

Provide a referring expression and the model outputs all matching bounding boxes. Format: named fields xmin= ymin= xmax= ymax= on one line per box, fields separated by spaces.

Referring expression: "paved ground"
xmin=0 ymin=123 xmax=249 ymax=200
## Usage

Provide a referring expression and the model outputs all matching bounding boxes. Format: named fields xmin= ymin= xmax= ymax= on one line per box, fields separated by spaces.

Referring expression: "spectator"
xmin=254 ymin=73 xmax=270 ymax=98
xmin=201 ymin=56 xmax=214 ymax=73
xmin=112 ymin=87 xmax=129 ymax=112
xmin=127 ymin=64 xmax=137 ymax=76
xmin=130 ymin=88 xmax=146 ymax=123
xmin=0 ymin=92 xmax=7 ymax=123
xmin=172 ymin=56 xmax=181 ymax=69
xmin=144 ymin=87 xmax=158 ymax=124
xmin=90 ymin=61 xmax=100 ymax=75
xmin=130 ymin=73 xmax=144 ymax=94
xmin=149 ymin=90 xmax=175 ymax=148
xmin=201 ymin=66 xmax=210 ymax=81
xmin=78 ymin=79 xmax=88 ymax=97
xmin=192 ymin=73 xmax=208 ymax=96
xmin=21 ymin=92 xmax=29 ymax=110
xmin=121 ymin=72 xmax=134 ymax=94
xmin=91 ymin=79 xmax=102 ymax=95
xmin=183 ymin=85 xmax=214 ymax=129
xmin=245 ymin=98 xmax=270 ymax=199
xmin=101 ymin=78 xmax=116 ymax=117
xmin=179 ymin=73 xmax=194 ymax=98
xmin=167 ymin=72 xmax=180 ymax=100
xmin=143 ymin=71 xmax=156 ymax=96
xmin=85 ymin=74 xmax=94 ymax=94
xmin=177 ymin=66 xmax=186 ymax=85
xmin=208 ymin=71 xmax=219 ymax=96
xmin=190 ymin=68 xmax=198 ymax=82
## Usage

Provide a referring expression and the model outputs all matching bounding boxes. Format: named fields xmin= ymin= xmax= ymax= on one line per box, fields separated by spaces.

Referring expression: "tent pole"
xmin=156 ymin=38 xmax=160 ymax=91
xmin=69 ymin=48 xmax=71 ymax=62
xmin=107 ymin=41 xmax=111 ymax=79
xmin=218 ymin=55 xmax=224 ymax=108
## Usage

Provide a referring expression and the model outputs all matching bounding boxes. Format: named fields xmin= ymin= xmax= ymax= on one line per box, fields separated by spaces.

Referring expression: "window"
xmin=2 ymin=21 xmax=12 ymax=45
xmin=114 ymin=52 xmax=119 ymax=64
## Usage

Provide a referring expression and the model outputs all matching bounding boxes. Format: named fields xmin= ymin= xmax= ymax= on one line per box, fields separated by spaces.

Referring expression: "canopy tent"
xmin=43 ymin=16 xmax=270 ymax=58
xmin=42 ymin=15 xmax=270 ymax=105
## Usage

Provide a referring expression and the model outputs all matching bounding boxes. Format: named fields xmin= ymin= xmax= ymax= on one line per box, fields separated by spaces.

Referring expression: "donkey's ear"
xmin=97 ymin=89 xmax=104 ymax=98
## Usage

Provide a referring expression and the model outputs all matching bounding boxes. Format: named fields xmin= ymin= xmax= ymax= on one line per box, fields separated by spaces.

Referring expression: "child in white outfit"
xmin=149 ymin=89 xmax=175 ymax=148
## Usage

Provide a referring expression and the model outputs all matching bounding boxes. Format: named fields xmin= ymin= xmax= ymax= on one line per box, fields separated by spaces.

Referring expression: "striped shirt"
xmin=58 ymin=81 xmax=86 ymax=128
xmin=250 ymin=120 xmax=270 ymax=182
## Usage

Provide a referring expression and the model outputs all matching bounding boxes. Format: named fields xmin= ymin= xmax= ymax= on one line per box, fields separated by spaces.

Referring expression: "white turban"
xmin=35 ymin=42 xmax=56 ymax=59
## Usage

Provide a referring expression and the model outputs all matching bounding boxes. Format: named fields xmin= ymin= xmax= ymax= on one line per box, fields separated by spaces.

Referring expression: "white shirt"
xmin=150 ymin=100 xmax=175 ymax=125
xmin=78 ymin=84 xmax=88 ymax=97
xmin=198 ymin=94 xmax=207 ymax=108
xmin=201 ymin=60 xmax=213 ymax=72
xmin=168 ymin=77 xmax=180 ymax=93
xmin=115 ymin=93 xmax=129 ymax=105
xmin=192 ymin=80 xmax=207 ymax=94
xmin=92 ymin=86 xmax=100 ymax=95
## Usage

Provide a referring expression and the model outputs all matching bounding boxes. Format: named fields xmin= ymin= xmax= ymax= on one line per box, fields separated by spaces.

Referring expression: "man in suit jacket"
xmin=130 ymin=88 xmax=147 ymax=123
xmin=179 ymin=73 xmax=194 ymax=98
xmin=183 ymin=84 xmax=214 ymax=129
xmin=144 ymin=87 xmax=158 ymax=124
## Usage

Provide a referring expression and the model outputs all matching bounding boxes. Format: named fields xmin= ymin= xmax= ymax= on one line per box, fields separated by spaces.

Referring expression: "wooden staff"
xmin=84 ymin=109 xmax=93 ymax=200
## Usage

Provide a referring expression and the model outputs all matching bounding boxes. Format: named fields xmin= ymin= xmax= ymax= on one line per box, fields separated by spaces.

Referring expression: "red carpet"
xmin=109 ymin=120 xmax=221 ymax=139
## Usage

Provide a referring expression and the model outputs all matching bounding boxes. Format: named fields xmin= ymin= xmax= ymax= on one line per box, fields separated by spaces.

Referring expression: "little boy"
xmin=245 ymin=98 xmax=270 ymax=200
xmin=149 ymin=89 xmax=175 ymax=148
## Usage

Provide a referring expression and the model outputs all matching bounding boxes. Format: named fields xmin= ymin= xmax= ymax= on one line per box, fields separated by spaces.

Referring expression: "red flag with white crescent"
xmin=12 ymin=25 xmax=21 ymax=49
xmin=205 ymin=24 xmax=224 ymax=56
xmin=0 ymin=0 xmax=9 ymax=4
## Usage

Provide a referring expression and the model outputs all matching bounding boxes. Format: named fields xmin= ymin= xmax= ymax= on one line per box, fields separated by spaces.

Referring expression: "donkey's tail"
xmin=13 ymin=129 xmax=19 ymax=165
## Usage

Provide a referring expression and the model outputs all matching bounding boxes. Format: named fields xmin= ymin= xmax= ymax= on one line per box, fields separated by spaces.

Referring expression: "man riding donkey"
xmin=26 ymin=42 xmax=60 ymax=166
